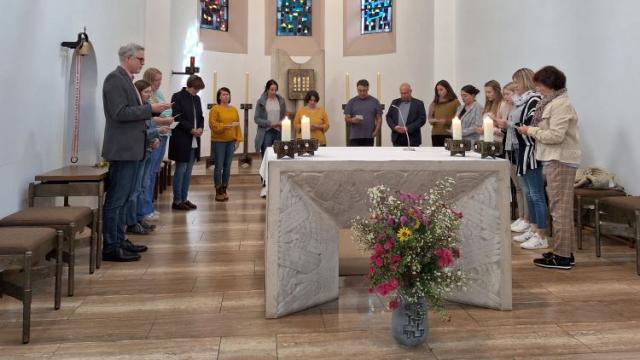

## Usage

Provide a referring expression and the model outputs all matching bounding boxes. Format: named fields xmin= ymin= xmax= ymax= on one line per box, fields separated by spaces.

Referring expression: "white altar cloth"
xmin=261 ymin=147 xmax=512 ymax=318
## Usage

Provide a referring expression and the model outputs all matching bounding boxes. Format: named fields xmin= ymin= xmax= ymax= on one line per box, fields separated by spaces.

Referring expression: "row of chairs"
xmin=574 ymin=188 xmax=640 ymax=275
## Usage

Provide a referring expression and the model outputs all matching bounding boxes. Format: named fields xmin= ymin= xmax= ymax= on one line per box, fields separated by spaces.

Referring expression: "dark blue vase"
xmin=391 ymin=297 xmax=428 ymax=346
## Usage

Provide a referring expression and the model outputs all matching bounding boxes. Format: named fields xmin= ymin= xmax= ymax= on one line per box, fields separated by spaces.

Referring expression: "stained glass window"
xmin=361 ymin=0 xmax=392 ymax=35
xmin=200 ymin=0 xmax=228 ymax=32
xmin=277 ymin=0 xmax=312 ymax=37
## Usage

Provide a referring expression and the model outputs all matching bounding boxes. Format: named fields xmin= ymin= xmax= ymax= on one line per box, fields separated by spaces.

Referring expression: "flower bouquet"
xmin=351 ymin=177 xmax=466 ymax=319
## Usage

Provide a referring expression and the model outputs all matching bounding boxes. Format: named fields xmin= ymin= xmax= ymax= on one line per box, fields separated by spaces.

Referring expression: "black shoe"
xmin=123 ymin=239 xmax=148 ymax=253
xmin=184 ymin=200 xmax=197 ymax=209
xmin=534 ymin=254 xmax=573 ymax=270
xmin=172 ymin=202 xmax=191 ymax=211
xmin=102 ymin=248 xmax=141 ymax=262
xmin=126 ymin=223 xmax=150 ymax=235
xmin=139 ymin=221 xmax=156 ymax=231
xmin=542 ymin=252 xmax=575 ymax=266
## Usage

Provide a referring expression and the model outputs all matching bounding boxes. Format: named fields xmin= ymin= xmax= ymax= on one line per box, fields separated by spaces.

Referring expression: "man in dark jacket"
xmin=101 ymin=43 xmax=171 ymax=261
xmin=386 ymin=83 xmax=427 ymax=147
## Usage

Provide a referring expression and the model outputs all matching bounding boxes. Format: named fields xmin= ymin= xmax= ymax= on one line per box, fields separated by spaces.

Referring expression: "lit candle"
xmin=483 ymin=115 xmax=494 ymax=142
xmin=244 ymin=72 xmax=250 ymax=104
xmin=281 ymin=116 xmax=291 ymax=142
xmin=452 ymin=116 xmax=462 ymax=140
xmin=345 ymin=73 xmax=350 ymax=102
xmin=301 ymin=115 xmax=311 ymax=139
xmin=376 ymin=72 xmax=382 ymax=100
xmin=213 ymin=71 xmax=218 ymax=102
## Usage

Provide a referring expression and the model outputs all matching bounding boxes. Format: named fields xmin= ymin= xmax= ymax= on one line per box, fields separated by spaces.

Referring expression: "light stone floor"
xmin=1 ymin=172 xmax=640 ymax=359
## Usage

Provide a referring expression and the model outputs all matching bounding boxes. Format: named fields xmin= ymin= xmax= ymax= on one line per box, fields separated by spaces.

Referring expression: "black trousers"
xmin=431 ymin=134 xmax=450 ymax=147
xmin=348 ymin=138 xmax=375 ymax=147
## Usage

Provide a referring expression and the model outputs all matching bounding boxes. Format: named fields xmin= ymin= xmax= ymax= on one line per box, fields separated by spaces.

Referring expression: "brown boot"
xmin=222 ymin=185 xmax=229 ymax=201
xmin=215 ymin=186 xmax=225 ymax=202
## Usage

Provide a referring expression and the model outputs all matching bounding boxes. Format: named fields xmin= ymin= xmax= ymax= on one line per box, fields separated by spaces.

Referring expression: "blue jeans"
xmin=212 ymin=141 xmax=236 ymax=187
xmin=139 ymin=136 xmax=168 ymax=217
xmin=103 ymin=160 xmax=139 ymax=253
xmin=173 ymin=149 xmax=196 ymax=203
xmin=125 ymin=154 xmax=149 ymax=226
xmin=261 ymin=128 xmax=281 ymax=158
xmin=135 ymin=151 xmax=155 ymax=221
xmin=520 ymin=166 xmax=548 ymax=229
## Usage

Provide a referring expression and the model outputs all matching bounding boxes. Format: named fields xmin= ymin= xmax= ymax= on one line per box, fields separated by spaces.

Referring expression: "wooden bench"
xmin=0 ymin=207 xmax=96 ymax=296
xmin=595 ymin=196 xmax=640 ymax=275
xmin=0 ymin=227 xmax=63 ymax=343
xmin=574 ymin=188 xmax=626 ymax=249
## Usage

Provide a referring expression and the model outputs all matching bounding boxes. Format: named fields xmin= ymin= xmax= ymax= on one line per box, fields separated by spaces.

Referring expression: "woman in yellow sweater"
xmin=209 ymin=87 xmax=243 ymax=201
xmin=294 ymin=90 xmax=330 ymax=145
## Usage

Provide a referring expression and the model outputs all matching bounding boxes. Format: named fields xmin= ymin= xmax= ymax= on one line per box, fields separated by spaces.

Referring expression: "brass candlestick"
xmin=473 ymin=141 xmax=503 ymax=159
xmin=444 ymin=139 xmax=472 ymax=157
xmin=273 ymin=140 xmax=296 ymax=159
xmin=295 ymin=138 xmax=319 ymax=156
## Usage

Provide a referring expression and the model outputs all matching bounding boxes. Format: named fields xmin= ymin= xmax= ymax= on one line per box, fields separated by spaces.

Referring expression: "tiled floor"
xmin=1 ymin=172 xmax=639 ymax=359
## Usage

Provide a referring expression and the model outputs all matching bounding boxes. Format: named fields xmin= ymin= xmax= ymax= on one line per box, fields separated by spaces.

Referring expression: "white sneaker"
xmin=520 ymin=234 xmax=549 ymax=250
xmin=144 ymin=212 xmax=159 ymax=221
xmin=511 ymin=219 xmax=530 ymax=233
xmin=513 ymin=231 xmax=534 ymax=243
xmin=153 ymin=210 xmax=160 ymax=216
xmin=260 ymin=187 xmax=267 ymax=198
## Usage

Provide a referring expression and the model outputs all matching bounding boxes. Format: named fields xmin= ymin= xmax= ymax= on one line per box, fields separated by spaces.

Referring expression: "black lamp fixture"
xmin=61 ymin=27 xmax=91 ymax=56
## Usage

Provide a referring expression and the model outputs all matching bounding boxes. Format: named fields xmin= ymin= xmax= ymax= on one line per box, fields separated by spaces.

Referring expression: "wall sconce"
xmin=61 ymin=28 xmax=91 ymax=56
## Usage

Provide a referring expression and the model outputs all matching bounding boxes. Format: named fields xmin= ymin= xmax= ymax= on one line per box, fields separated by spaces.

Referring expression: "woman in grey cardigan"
xmin=254 ymin=79 xmax=287 ymax=157
xmin=456 ymin=85 xmax=483 ymax=143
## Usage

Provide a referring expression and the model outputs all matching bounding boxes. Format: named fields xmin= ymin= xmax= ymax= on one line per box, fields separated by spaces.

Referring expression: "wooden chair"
xmin=595 ymin=196 xmax=640 ymax=275
xmin=0 ymin=227 xmax=63 ymax=343
xmin=574 ymin=188 xmax=626 ymax=249
xmin=0 ymin=206 xmax=96 ymax=296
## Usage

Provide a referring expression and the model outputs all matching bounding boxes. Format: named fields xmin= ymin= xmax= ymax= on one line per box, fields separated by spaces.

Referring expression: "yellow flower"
xmin=397 ymin=227 xmax=412 ymax=242
xmin=412 ymin=219 xmax=421 ymax=230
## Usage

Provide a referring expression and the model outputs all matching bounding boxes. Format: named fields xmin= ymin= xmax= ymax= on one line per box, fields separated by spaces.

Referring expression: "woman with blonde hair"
xmin=483 ymin=80 xmax=503 ymax=118
xmin=510 ymin=68 xmax=547 ymax=251
xmin=496 ymin=82 xmax=530 ymax=232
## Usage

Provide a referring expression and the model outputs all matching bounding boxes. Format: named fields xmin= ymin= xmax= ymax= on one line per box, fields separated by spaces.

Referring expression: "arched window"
xmin=200 ymin=0 xmax=229 ymax=32
xmin=277 ymin=0 xmax=312 ymax=36
xmin=361 ymin=0 xmax=393 ymax=35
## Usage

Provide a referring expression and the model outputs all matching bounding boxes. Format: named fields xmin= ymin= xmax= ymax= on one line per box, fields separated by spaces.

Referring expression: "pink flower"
xmin=383 ymin=239 xmax=394 ymax=250
xmin=386 ymin=216 xmax=395 ymax=226
xmin=368 ymin=287 xmax=374 ymax=294
xmin=369 ymin=265 xmax=376 ymax=274
xmin=375 ymin=283 xmax=390 ymax=296
xmin=373 ymin=243 xmax=385 ymax=256
xmin=452 ymin=210 xmax=464 ymax=219
xmin=389 ymin=297 xmax=400 ymax=310
xmin=371 ymin=256 xmax=383 ymax=267
xmin=390 ymin=254 xmax=402 ymax=265
xmin=434 ymin=248 xmax=454 ymax=268
xmin=388 ymin=278 xmax=399 ymax=291
xmin=400 ymin=216 xmax=408 ymax=225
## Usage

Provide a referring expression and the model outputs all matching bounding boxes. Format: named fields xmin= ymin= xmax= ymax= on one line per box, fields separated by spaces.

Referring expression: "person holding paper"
xmin=385 ymin=83 xmax=427 ymax=147
xmin=455 ymin=85 xmax=483 ymax=143
xmin=209 ymin=87 xmax=243 ymax=202
xmin=169 ymin=75 xmax=205 ymax=211
xmin=294 ymin=90 xmax=330 ymax=145
xmin=427 ymin=80 xmax=460 ymax=147
xmin=344 ymin=79 xmax=382 ymax=146
xmin=254 ymin=79 xmax=287 ymax=157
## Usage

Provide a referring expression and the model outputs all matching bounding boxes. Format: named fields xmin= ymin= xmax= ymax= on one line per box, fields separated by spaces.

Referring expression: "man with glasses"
xmin=101 ymin=43 xmax=171 ymax=262
xmin=344 ymin=79 xmax=382 ymax=146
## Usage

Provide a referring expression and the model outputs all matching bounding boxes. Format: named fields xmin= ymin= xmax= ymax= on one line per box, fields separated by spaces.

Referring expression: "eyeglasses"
xmin=133 ymin=56 xmax=145 ymax=64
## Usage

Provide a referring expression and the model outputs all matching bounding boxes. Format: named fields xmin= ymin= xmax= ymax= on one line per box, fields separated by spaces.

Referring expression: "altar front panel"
xmin=264 ymin=147 xmax=512 ymax=318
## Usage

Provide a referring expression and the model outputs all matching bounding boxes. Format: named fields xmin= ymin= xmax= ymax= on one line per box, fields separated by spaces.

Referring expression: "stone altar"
xmin=262 ymin=147 xmax=512 ymax=318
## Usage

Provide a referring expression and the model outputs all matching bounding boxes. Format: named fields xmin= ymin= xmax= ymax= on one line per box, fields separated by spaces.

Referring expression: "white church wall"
xmin=451 ymin=0 xmax=640 ymax=195
xmin=0 ymin=0 xmax=146 ymax=216
xmin=146 ymin=0 xmax=435 ymax=153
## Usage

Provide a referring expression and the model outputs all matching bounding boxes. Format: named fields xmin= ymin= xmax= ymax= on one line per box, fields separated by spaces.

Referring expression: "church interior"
xmin=1 ymin=0 xmax=640 ymax=358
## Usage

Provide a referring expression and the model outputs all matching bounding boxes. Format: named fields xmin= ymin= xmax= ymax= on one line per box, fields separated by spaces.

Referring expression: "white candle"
xmin=301 ymin=115 xmax=311 ymax=139
xmin=244 ymin=72 xmax=250 ymax=104
xmin=213 ymin=71 xmax=218 ymax=102
xmin=376 ymin=72 xmax=382 ymax=100
xmin=281 ymin=116 xmax=291 ymax=142
xmin=452 ymin=116 xmax=462 ymax=140
xmin=483 ymin=115 xmax=494 ymax=142
xmin=345 ymin=73 xmax=350 ymax=102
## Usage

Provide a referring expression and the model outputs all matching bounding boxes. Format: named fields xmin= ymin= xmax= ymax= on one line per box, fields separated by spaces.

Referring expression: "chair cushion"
xmin=599 ymin=196 xmax=640 ymax=213
xmin=574 ymin=188 xmax=626 ymax=199
xmin=0 ymin=207 xmax=92 ymax=229
xmin=0 ymin=227 xmax=57 ymax=260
